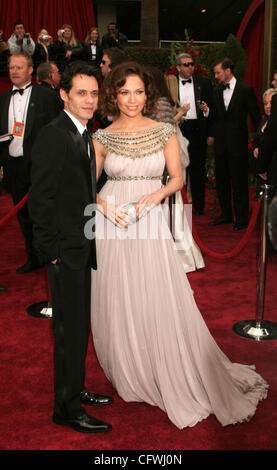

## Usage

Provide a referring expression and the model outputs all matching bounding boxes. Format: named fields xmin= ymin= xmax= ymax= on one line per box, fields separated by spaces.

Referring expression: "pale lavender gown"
xmin=91 ymin=123 xmax=268 ymax=429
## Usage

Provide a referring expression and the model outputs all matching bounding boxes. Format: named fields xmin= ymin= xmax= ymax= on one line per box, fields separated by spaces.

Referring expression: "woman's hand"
xmin=135 ymin=190 xmax=165 ymax=218
xmin=98 ymin=198 xmax=130 ymax=229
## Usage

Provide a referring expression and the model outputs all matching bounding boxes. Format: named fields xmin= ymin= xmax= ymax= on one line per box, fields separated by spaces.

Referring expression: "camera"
xmin=42 ymin=35 xmax=49 ymax=40
xmin=60 ymin=29 xmax=65 ymax=34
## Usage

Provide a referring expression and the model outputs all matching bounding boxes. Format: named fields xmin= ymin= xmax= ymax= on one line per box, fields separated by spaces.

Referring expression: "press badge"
xmin=12 ymin=122 xmax=24 ymax=137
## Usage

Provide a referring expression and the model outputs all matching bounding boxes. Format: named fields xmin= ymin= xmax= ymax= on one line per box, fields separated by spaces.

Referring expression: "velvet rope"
xmin=0 ymin=193 xmax=28 ymax=230
xmin=181 ymin=187 xmax=261 ymax=259
xmin=0 ymin=189 xmax=261 ymax=260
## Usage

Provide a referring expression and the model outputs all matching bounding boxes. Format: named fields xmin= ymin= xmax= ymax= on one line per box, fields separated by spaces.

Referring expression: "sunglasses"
xmin=181 ymin=62 xmax=195 ymax=67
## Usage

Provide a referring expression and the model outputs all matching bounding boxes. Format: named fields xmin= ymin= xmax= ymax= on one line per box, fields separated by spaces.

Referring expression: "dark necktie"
xmin=11 ymin=83 xmax=32 ymax=95
xmin=223 ymin=83 xmax=230 ymax=90
xmin=182 ymin=78 xmax=192 ymax=85
xmin=82 ymin=129 xmax=96 ymax=200
xmin=82 ymin=129 xmax=89 ymax=155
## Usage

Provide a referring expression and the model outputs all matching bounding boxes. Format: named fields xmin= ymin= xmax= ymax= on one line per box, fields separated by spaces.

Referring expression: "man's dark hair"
xmin=13 ymin=21 xmax=25 ymax=29
xmin=215 ymin=57 xmax=235 ymax=73
xmin=108 ymin=22 xmax=117 ymax=29
xmin=103 ymin=48 xmax=126 ymax=69
xmin=60 ymin=60 xmax=101 ymax=93
xmin=37 ymin=62 xmax=52 ymax=82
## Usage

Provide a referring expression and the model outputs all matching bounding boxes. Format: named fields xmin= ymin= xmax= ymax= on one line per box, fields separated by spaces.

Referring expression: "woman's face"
xmin=90 ymin=29 xmax=98 ymax=42
xmin=116 ymin=74 xmax=146 ymax=118
xmin=263 ymin=94 xmax=273 ymax=116
xmin=63 ymin=27 xmax=72 ymax=40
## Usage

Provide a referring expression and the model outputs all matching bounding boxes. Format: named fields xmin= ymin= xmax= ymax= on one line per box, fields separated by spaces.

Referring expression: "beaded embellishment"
xmin=107 ymin=175 xmax=163 ymax=181
xmin=92 ymin=123 xmax=175 ymax=159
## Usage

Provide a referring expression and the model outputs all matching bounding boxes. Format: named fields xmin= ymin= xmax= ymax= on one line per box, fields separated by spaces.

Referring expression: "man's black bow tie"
xmin=11 ymin=83 xmax=32 ymax=95
xmin=223 ymin=83 xmax=230 ymax=90
xmin=182 ymin=78 xmax=192 ymax=85
xmin=11 ymin=88 xmax=24 ymax=95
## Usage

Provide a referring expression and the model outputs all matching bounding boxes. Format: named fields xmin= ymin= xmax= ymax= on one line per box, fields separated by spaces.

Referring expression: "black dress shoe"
xmin=209 ymin=216 xmax=232 ymax=226
xmin=52 ymin=411 xmax=111 ymax=433
xmin=233 ymin=223 xmax=248 ymax=231
xmin=16 ymin=259 xmax=42 ymax=274
xmin=81 ymin=389 xmax=113 ymax=406
xmin=0 ymin=285 xmax=7 ymax=292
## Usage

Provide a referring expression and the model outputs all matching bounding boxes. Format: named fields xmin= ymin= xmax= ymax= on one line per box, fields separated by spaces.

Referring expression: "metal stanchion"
xmin=233 ymin=184 xmax=277 ymax=341
xmin=26 ymin=266 xmax=52 ymax=319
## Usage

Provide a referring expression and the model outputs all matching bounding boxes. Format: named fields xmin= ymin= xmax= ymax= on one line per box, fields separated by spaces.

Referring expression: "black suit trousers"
xmin=214 ymin=148 xmax=249 ymax=224
xmin=6 ymin=156 xmax=35 ymax=258
xmin=48 ymin=258 xmax=91 ymax=419
xmin=180 ymin=119 xmax=207 ymax=211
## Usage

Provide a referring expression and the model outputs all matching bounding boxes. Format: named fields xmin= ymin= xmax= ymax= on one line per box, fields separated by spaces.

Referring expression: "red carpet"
xmin=0 ymin=190 xmax=277 ymax=452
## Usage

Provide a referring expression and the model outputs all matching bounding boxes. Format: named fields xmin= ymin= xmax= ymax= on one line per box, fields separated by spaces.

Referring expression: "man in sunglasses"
xmin=100 ymin=47 xmax=126 ymax=79
xmin=168 ymin=52 xmax=213 ymax=216
xmin=101 ymin=22 xmax=128 ymax=50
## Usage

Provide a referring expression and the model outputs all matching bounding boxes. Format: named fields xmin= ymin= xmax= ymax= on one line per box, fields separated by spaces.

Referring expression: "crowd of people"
xmin=0 ymin=21 xmax=128 ymax=75
xmin=0 ymin=19 xmax=277 ymax=435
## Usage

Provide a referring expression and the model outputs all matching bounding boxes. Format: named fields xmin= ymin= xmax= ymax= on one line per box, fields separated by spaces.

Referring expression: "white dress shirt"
xmin=223 ymin=76 xmax=236 ymax=110
xmin=90 ymin=43 xmax=96 ymax=61
xmin=8 ymin=82 xmax=32 ymax=157
xmin=179 ymin=76 xmax=197 ymax=119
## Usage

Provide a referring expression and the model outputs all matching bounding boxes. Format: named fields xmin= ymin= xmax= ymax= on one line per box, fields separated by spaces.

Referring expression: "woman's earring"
xmin=143 ymin=101 xmax=147 ymax=114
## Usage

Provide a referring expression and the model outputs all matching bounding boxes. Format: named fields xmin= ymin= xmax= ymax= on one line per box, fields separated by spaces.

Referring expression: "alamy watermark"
xmin=84 ymin=197 xmax=193 ymax=251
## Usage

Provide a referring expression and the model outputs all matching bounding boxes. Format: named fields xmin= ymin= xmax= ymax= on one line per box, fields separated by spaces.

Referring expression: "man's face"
xmin=100 ymin=54 xmax=111 ymax=77
xmin=176 ymin=57 xmax=195 ymax=79
xmin=14 ymin=24 xmax=25 ymax=38
xmin=9 ymin=55 xmax=33 ymax=88
xmin=107 ymin=24 xmax=117 ymax=37
xmin=50 ymin=63 xmax=61 ymax=88
xmin=272 ymin=73 xmax=277 ymax=89
xmin=263 ymin=93 xmax=273 ymax=116
xmin=213 ymin=64 xmax=229 ymax=84
xmin=60 ymin=74 xmax=98 ymax=126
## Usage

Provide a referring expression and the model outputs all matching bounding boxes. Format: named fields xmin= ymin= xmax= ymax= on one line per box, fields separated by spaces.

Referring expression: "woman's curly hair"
xmin=98 ymin=61 xmax=159 ymax=117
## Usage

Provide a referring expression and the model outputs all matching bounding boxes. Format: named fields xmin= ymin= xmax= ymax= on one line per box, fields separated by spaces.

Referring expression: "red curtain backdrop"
xmin=237 ymin=0 xmax=265 ymax=108
xmin=0 ymin=0 xmax=95 ymax=43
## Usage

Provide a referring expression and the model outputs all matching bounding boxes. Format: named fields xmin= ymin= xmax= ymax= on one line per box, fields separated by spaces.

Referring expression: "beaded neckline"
xmin=93 ymin=123 xmax=175 ymax=159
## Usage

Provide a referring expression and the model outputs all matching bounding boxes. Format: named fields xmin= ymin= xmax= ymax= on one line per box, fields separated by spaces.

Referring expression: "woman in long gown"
xmin=91 ymin=62 xmax=268 ymax=429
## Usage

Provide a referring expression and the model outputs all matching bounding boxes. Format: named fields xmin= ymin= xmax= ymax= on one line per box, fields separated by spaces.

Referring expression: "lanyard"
xmin=12 ymin=84 xmax=32 ymax=124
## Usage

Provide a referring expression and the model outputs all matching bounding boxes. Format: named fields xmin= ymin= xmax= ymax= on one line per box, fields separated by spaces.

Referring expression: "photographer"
xmin=54 ymin=25 xmax=83 ymax=72
xmin=33 ymin=28 xmax=55 ymax=72
xmin=7 ymin=21 xmax=35 ymax=56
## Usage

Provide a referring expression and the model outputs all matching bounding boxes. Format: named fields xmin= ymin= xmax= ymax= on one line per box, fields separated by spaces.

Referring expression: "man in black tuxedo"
xmin=101 ymin=22 xmax=128 ymax=50
xmin=209 ymin=57 xmax=261 ymax=230
xmin=36 ymin=61 xmax=61 ymax=91
xmin=173 ymin=53 xmax=214 ymax=215
xmin=28 ymin=61 xmax=112 ymax=434
xmin=0 ymin=53 xmax=59 ymax=273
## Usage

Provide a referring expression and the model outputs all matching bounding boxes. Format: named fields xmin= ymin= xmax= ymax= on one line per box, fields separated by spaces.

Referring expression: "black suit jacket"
xmin=28 ymin=111 xmax=97 ymax=270
xmin=0 ymin=84 xmax=58 ymax=179
xmin=211 ymin=80 xmax=261 ymax=156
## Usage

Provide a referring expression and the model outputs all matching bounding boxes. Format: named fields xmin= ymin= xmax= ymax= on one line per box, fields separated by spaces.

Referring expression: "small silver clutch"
xmin=120 ymin=202 xmax=139 ymax=223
